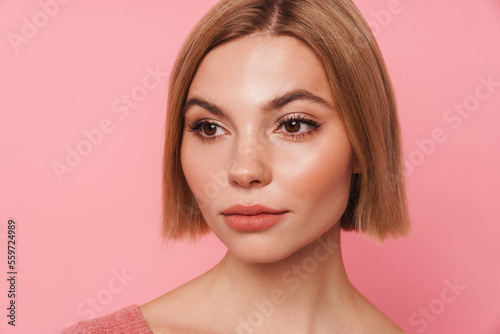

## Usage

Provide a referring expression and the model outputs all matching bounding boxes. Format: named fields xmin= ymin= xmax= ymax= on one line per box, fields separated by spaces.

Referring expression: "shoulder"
xmin=62 ymin=304 xmax=153 ymax=334
xmin=347 ymin=289 xmax=406 ymax=334
xmin=139 ymin=288 xmax=201 ymax=333
xmin=139 ymin=276 xmax=217 ymax=333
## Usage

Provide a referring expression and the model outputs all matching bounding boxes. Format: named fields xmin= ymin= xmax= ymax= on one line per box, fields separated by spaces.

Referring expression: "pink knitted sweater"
xmin=62 ymin=304 xmax=153 ymax=333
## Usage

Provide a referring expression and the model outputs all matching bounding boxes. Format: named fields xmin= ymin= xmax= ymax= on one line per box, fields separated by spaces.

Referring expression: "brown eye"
xmin=187 ymin=119 xmax=228 ymax=142
xmin=276 ymin=115 xmax=321 ymax=140
xmin=202 ymin=123 xmax=217 ymax=136
xmin=284 ymin=120 xmax=301 ymax=133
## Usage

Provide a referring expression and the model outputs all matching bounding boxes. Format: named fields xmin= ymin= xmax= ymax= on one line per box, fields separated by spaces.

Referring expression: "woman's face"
xmin=181 ymin=34 xmax=356 ymax=263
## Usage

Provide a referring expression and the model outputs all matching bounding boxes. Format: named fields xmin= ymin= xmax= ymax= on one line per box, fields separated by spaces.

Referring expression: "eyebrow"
xmin=181 ymin=89 xmax=334 ymax=118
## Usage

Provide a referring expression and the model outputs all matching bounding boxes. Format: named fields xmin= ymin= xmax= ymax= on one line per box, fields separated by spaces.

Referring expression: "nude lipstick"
xmin=221 ymin=204 xmax=288 ymax=232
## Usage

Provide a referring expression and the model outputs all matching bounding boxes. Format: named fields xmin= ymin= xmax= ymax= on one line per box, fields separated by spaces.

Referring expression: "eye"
xmin=186 ymin=114 xmax=321 ymax=142
xmin=186 ymin=119 xmax=227 ymax=142
xmin=276 ymin=114 xmax=321 ymax=140
xmin=200 ymin=123 xmax=218 ymax=136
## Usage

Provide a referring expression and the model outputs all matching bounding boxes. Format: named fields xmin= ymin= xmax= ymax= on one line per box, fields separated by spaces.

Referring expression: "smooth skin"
xmin=140 ymin=34 xmax=405 ymax=333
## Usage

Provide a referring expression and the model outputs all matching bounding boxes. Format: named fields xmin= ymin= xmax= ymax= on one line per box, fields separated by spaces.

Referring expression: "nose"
xmin=227 ymin=135 xmax=272 ymax=188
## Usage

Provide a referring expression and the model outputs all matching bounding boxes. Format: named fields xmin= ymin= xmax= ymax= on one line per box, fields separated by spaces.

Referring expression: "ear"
xmin=352 ymin=156 xmax=362 ymax=174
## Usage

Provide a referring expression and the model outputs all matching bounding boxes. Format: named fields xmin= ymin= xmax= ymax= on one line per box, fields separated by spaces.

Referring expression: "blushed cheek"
xmin=182 ymin=157 xmax=205 ymax=200
xmin=282 ymin=141 xmax=353 ymax=214
xmin=181 ymin=143 xmax=204 ymax=202
xmin=181 ymin=143 xmax=226 ymax=212
xmin=317 ymin=148 xmax=351 ymax=190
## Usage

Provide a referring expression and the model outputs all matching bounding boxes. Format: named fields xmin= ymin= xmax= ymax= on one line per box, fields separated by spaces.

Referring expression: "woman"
xmin=64 ymin=0 xmax=410 ymax=332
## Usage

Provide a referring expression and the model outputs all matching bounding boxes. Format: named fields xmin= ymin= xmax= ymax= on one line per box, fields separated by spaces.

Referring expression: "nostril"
xmin=228 ymin=171 xmax=266 ymax=188
xmin=226 ymin=149 xmax=272 ymax=188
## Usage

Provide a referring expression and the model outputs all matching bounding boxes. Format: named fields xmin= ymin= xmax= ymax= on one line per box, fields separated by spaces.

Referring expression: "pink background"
xmin=1 ymin=0 xmax=499 ymax=333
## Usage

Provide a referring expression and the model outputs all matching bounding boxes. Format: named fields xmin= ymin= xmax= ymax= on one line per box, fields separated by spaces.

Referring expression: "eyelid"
xmin=277 ymin=113 xmax=320 ymax=125
xmin=186 ymin=113 xmax=321 ymax=142
xmin=186 ymin=118 xmax=228 ymax=142
xmin=275 ymin=113 xmax=321 ymax=138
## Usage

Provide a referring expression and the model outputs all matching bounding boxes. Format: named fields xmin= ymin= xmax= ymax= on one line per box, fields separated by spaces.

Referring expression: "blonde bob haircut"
xmin=162 ymin=0 xmax=411 ymax=243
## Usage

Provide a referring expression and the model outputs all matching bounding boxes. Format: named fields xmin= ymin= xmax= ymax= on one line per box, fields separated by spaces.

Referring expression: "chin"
xmin=225 ymin=236 xmax=313 ymax=265
xmin=232 ymin=250 xmax=289 ymax=264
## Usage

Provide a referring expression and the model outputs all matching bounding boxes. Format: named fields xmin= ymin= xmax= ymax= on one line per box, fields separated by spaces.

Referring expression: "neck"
xmin=206 ymin=224 xmax=357 ymax=332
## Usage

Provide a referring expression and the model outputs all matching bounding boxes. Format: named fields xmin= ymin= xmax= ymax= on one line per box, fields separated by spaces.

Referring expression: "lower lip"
xmin=223 ymin=213 xmax=287 ymax=232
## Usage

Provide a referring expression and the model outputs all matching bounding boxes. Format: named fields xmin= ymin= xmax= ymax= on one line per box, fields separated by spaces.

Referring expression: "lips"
xmin=221 ymin=204 xmax=287 ymax=216
xmin=221 ymin=204 xmax=288 ymax=232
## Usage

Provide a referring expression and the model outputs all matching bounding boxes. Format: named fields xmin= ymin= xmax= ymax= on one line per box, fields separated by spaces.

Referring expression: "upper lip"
xmin=221 ymin=204 xmax=287 ymax=216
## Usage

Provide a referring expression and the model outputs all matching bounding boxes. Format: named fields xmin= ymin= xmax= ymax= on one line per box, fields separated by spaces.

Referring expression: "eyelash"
xmin=186 ymin=114 xmax=321 ymax=142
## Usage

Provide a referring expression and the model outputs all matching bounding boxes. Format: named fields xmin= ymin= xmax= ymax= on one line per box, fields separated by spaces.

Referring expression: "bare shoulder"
xmin=347 ymin=290 xmax=406 ymax=334
xmin=139 ymin=291 xmax=180 ymax=333
xmin=139 ymin=275 xmax=218 ymax=334
xmin=359 ymin=309 xmax=406 ymax=334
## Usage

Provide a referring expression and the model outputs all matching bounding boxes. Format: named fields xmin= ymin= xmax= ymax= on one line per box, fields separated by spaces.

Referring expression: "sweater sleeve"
xmin=61 ymin=304 xmax=153 ymax=334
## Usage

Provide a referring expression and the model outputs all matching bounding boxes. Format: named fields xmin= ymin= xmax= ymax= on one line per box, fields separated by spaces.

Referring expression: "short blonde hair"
xmin=162 ymin=0 xmax=411 ymax=242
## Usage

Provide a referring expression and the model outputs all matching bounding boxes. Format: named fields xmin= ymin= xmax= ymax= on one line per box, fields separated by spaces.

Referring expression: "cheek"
xmin=276 ymin=133 xmax=353 ymax=213
xmin=180 ymin=141 xmax=205 ymax=201
xmin=180 ymin=138 xmax=225 ymax=210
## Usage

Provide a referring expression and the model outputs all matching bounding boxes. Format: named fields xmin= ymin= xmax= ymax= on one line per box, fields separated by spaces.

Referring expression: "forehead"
xmin=187 ymin=34 xmax=333 ymax=106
